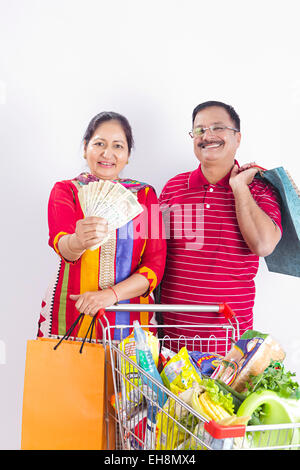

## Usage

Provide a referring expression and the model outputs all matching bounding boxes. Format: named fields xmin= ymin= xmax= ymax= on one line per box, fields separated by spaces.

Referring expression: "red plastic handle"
xmin=218 ymin=303 xmax=236 ymax=321
xmin=204 ymin=420 xmax=246 ymax=439
xmin=94 ymin=308 xmax=106 ymax=342
xmin=95 ymin=308 xmax=105 ymax=320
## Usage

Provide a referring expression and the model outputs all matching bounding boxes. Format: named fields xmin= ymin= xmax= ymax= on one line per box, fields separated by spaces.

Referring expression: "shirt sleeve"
xmin=249 ymin=179 xmax=283 ymax=235
xmin=135 ymin=187 xmax=167 ymax=295
xmin=48 ymin=181 xmax=80 ymax=262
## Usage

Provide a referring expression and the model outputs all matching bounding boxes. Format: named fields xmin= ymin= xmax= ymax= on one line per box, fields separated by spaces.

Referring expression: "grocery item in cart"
xmin=118 ymin=327 xmax=159 ymax=412
xmin=211 ymin=330 xmax=285 ymax=393
xmin=157 ymin=346 xmax=176 ymax=373
xmin=160 ymin=347 xmax=203 ymax=395
xmin=191 ymin=379 xmax=234 ymax=420
xmin=156 ymin=389 xmax=196 ymax=450
xmin=133 ymin=321 xmax=168 ymax=450
xmin=133 ymin=321 xmax=166 ymax=406
xmin=190 ymin=351 xmax=223 ymax=376
xmin=237 ymin=390 xmax=300 ymax=447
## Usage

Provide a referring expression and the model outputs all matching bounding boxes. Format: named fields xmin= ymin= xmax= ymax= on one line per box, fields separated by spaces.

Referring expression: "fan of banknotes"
xmin=78 ymin=180 xmax=143 ymax=250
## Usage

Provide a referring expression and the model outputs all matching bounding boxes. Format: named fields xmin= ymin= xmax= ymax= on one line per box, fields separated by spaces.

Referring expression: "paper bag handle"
xmin=53 ymin=309 xmax=105 ymax=352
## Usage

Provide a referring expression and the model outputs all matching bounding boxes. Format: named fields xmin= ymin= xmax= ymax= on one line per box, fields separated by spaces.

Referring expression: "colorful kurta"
xmin=38 ymin=173 xmax=166 ymax=340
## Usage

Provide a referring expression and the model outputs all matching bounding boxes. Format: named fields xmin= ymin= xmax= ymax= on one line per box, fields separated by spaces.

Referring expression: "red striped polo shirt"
xmin=158 ymin=161 xmax=282 ymax=355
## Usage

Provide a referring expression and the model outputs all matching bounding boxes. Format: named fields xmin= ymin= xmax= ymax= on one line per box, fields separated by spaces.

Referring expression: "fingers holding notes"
xmin=75 ymin=216 xmax=109 ymax=250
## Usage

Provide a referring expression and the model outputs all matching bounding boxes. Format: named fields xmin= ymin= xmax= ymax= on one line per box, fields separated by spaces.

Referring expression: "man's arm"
xmin=230 ymin=164 xmax=281 ymax=257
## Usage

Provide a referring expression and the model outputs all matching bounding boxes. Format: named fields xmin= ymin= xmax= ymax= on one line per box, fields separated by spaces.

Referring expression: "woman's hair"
xmin=83 ymin=111 xmax=134 ymax=153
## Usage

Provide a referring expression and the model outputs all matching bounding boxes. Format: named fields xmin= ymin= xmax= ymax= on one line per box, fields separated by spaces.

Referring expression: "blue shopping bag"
xmin=256 ymin=167 xmax=300 ymax=277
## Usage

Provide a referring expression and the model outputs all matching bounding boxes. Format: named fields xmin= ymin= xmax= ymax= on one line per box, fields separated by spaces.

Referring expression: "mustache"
xmin=197 ymin=139 xmax=224 ymax=149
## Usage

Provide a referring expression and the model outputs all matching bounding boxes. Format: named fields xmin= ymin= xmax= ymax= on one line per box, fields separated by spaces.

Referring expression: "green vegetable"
xmin=237 ymin=390 xmax=300 ymax=447
xmin=201 ymin=378 xmax=234 ymax=415
xmin=215 ymin=379 xmax=246 ymax=413
xmin=245 ymin=361 xmax=300 ymax=399
xmin=241 ymin=330 xmax=268 ymax=340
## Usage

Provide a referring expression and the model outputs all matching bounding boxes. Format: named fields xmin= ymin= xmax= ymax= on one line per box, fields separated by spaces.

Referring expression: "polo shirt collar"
xmin=188 ymin=160 xmax=240 ymax=189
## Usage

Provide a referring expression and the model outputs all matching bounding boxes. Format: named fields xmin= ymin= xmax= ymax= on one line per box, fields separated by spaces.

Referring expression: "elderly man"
xmin=158 ymin=101 xmax=282 ymax=352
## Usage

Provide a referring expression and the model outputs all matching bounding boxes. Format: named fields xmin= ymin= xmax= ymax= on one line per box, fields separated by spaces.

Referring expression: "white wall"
xmin=1 ymin=0 xmax=300 ymax=449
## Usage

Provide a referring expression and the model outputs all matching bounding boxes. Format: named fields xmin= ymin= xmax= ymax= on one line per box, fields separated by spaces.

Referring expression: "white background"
xmin=1 ymin=0 xmax=300 ymax=449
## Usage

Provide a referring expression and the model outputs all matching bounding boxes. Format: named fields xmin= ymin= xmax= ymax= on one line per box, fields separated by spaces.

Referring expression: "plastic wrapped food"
xmin=189 ymin=352 xmax=223 ymax=376
xmin=160 ymin=347 xmax=202 ymax=395
xmin=211 ymin=330 xmax=285 ymax=393
xmin=118 ymin=328 xmax=159 ymax=412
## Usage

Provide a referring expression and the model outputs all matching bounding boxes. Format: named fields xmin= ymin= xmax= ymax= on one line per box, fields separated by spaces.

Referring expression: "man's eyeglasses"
xmin=189 ymin=124 xmax=239 ymax=138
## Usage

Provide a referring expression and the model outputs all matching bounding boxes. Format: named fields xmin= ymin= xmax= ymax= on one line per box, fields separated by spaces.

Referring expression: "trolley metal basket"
xmin=99 ymin=303 xmax=300 ymax=451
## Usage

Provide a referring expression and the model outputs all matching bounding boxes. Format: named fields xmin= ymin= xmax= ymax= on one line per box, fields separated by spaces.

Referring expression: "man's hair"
xmin=192 ymin=101 xmax=240 ymax=131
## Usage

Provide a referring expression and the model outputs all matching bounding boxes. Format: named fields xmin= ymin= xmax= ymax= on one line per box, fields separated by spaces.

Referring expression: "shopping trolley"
xmin=99 ymin=303 xmax=300 ymax=451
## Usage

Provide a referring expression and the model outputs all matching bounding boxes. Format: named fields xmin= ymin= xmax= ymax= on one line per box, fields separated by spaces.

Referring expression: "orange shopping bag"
xmin=21 ymin=312 xmax=109 ymax=450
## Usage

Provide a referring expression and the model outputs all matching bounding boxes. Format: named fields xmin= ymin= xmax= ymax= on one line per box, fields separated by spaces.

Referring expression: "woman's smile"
xmin=97 ymin=160 xmax=115 ymax=167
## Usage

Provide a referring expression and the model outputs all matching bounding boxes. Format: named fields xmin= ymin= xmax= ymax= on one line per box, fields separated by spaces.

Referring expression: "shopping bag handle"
xmin=79 ymin=309 xmax=105 ymax=353
xmin=53 ymin=313 xmax=85 ymax=350
xmin=53 ymin=309 xmax=105 ymax=352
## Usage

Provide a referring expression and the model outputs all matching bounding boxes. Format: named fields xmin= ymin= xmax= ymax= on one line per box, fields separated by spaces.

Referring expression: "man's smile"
xmin=198 ymin=140 xmax=224 ymax=149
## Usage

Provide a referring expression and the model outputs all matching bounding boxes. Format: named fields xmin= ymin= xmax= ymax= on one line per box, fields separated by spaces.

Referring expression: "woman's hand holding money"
xmin=74 ymin=216 xmax=108 ymax=250
xmin=57 ymin=216 xmax=108 ymax=262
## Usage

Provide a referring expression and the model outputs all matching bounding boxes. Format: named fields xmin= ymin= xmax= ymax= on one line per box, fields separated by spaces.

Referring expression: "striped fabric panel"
xmin=114 ymin=221 xmax=134 ymax=340
xmin=77 ymin=247 xmax=100 ymax=338
xmin=57 ymin=263 xmax=70 ymax=335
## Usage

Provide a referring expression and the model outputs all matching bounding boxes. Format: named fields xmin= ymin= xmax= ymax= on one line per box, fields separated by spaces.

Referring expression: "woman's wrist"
xmin=68 ymin=233 xmax=85 ymax=254
xmin=107 ymin=286 xmax=119 ymax=304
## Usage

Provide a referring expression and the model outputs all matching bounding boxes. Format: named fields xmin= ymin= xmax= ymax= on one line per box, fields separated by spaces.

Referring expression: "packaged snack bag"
xmin=189 ymin=352 xmax=223 ymax=376
xmin=157 ymin=346 xmax=176 ymax=373
xmin=133 ymin=321 xmax=168 ymax=448
xmin=118 ymin=329 xmax=159 ymax=412
xmin=156 ymin=399 xmax=183 ymax=450
xmin=160 ymin=347 xmax=202 ymax=395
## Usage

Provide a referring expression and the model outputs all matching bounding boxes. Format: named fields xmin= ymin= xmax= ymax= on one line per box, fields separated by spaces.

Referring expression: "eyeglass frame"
xmin=189 ymin=124 xmax=239 ymax=139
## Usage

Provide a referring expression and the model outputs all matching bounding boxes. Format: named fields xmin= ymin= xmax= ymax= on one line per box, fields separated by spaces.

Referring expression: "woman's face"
xmin=84 ymin=120 xmax=129 ymax=180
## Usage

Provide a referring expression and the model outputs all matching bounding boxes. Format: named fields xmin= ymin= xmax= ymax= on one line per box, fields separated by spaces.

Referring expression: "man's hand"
xmin=229 ymin=162 xmax=281 ymax=257
xmin=229 ymin=162 xmax=260 ymax=193
xmin=70 ymin=289 xmax=116 ymax=316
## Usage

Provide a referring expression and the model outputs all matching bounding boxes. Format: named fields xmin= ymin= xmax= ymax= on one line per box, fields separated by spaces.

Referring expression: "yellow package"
xmin=118 ymin=330 xmax=159 ymax=411
xmin=156 ymin=387 xmax=199 ymax=450
xmin=161 ymin=347 xmax=202 ymax=395
xmin=155 ymin=398 xmax=187 ymax=450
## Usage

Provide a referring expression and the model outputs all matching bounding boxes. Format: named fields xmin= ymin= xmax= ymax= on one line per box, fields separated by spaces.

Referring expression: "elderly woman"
xmin=38 ymin=112 xmax=166 ymax=340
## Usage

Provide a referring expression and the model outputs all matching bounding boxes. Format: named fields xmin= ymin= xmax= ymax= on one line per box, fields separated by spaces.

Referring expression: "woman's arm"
xmin=70 ymin=273 xmax=150 ymax=315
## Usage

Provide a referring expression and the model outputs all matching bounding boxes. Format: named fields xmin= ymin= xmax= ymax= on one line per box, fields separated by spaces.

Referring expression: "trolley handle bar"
xmin=102 ymin=302 xmax=235 ymax=318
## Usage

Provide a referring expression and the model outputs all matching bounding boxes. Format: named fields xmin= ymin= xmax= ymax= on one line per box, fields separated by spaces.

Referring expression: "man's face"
xmin=192 ymin=106 xmax=241 ymax=166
